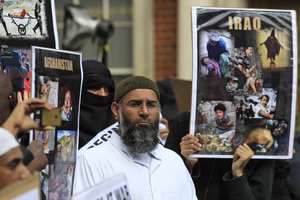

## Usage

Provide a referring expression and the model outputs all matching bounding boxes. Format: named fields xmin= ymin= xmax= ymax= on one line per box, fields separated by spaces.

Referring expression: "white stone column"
xmin=133 ymin=0 xmax=154 ymax=79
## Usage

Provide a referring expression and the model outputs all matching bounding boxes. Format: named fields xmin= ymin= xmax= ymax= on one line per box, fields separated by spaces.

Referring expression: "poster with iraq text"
xmin=31 ymin=46 xmax=82 ymax=199
xmin=190 ymin=7 xmax=297 ymax=159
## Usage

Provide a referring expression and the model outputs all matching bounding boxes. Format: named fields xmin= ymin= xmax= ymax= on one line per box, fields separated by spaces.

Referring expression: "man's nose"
xmin=19 ymin=163 xmax=31 ymax=180
xmin=139 ymin=104 xmax=150 ymax=117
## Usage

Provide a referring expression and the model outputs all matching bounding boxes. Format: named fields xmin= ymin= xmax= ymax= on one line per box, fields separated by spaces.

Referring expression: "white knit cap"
xmin=0 ymin=127 xmax=19 ymax=156
xmin=209 ymin=32 xmax=220 ymax=42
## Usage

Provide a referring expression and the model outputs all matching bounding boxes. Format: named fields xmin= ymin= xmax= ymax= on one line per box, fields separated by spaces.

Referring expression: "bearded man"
xmin=73 ymin=76 xmax=197 ymax=199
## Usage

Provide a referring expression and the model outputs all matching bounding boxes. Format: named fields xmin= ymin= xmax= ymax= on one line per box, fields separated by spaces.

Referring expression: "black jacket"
xmin=165 ymin=111 xmax=274 ymax=200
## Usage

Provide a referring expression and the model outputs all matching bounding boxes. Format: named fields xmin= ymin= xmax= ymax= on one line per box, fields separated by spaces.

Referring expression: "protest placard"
xmin=31 ymin=46 xmax=82 ymax=199
xmin=190 ymin=7 xmax=297 ymax=159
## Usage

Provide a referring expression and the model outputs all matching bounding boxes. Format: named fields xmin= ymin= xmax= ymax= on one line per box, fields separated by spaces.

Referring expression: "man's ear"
xmin=111 ymin=102 xmax=119 ymax=120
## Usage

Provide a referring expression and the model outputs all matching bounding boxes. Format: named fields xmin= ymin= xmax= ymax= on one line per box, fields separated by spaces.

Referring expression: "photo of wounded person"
xmin=242 ymin=118 xmax=289 ymax=155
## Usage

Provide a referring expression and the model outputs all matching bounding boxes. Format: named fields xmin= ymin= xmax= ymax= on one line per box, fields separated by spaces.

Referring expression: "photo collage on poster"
xmin=190 ymin=7 xmax=297 ymax=159
xmin=31 ymin=46 xmax=82 ymax=200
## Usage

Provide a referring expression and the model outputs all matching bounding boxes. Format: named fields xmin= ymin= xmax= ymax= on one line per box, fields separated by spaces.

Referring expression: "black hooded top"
xmin=79 ymin=60 xmax=116 ymax=148
xmin=261 ymin=28 xmax=282 ymax=61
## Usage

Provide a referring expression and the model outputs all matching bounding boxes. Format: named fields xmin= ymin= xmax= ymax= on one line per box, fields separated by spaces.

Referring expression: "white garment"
xmin=254 ymin=103 xmax=271 ymax=118
xmin=61 ymin=106 xmax=72 ymax=121
xmin=47 ymin=81 xmax=58 ymax=106
xmin=73 ymin=132 xmax=197 ymax=200
xmin=0 ymin=127 xmax=19 ymax=156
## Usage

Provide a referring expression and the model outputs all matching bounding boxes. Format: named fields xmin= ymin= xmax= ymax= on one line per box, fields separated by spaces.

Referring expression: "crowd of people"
xmin=0 ymin=58 xmax=299 ymax=200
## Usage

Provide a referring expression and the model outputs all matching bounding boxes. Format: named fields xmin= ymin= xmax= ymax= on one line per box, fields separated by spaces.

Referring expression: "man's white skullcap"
xmin=0 ymin=127 xmax=19 ymax=156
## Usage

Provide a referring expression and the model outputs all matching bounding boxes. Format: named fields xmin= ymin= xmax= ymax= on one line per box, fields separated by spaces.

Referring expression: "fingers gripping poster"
xmin=190 ymin=7 xmax=297 ymax=159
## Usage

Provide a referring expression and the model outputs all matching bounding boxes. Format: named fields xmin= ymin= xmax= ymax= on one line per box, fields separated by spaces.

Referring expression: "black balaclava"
xmin=79 ymin=60 xmax=116 ymax=148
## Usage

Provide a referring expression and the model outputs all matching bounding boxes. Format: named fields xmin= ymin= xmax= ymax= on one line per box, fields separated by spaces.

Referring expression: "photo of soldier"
xmin=32 ymin=0 xmax=43 ymax=35
xmin=0 ymin=0 xmax=11 ymax=36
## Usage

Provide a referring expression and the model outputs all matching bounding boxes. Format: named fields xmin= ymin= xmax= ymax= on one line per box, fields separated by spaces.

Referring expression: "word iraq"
xmin=228 ymin=16 xmax=261 ymax=30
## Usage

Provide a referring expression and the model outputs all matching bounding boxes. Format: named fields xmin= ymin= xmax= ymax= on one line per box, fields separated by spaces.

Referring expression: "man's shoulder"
xmin=79 ymin=140 xmax=114 ymax=160
xmin=78 ymin=123 xmax=119 ymax=155
xmin=218 ymin=39 xmax=227 ymax=46
xmin=158 ymin=145 xmax=183 ymax=161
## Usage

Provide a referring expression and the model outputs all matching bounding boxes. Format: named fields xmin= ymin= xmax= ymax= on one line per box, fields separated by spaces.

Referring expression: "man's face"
xmin=42 ymin=131 xmax=48 ymax=142
xmin=245 ymin=47 xmax=253 ymax=57
xmin=260 ymin=96 xmax=269 ymax=107
xmin=39 ymin=84 xmax=47 ymax=94
xmin=255 ymin=79 xmax=260 ymax=85
xmin=215 ymin=110 xmax=225 ymax=120
xmin=64 ymin=90 xmax=72 ymax=108
xmin=112 ymin=89 xmax=160 ymax=153
xmin=209 ymin=40 xmax=218 ymax=46
xmin=0 ymin=147 xmax=30 ymax=189
xmin=203 ymin=57 xmax=209 ymax=64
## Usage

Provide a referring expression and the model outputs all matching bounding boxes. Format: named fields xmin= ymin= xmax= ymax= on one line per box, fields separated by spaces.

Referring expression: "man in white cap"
xmin=0 ymin=94 xmax=53 ymax=190
xmin=0 ymin=128 xmax=30 ymax=189
xmin=207 ymin=32 xmax=229 ymax=62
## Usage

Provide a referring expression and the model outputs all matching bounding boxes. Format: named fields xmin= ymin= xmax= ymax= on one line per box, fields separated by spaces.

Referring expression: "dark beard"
xmin=119 ymin=112 xmax=159 ymax=154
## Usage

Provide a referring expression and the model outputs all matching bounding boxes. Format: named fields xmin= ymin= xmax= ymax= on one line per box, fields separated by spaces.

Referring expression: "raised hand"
xmin=232 ymin=143 xmax=254 ymax=178
xmin=180 ymin=133 xmax=202 ymax=171
xmin=2 ymin=92 xmax=53 ymax=135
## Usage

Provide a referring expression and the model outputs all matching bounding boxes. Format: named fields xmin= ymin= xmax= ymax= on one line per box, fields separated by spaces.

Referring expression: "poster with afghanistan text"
xmin=190 ymin=7 xmax=297 ymax=159
xmin=0 ymin=0 xmax=58 ymax=94
xmin=31 ymin=46 xmax=82 ymax=199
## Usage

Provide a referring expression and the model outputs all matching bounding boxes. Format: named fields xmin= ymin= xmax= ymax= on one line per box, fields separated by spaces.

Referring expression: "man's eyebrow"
xmin=128 ymin=99 xmax=142 ymax=102
xmin=127 ymin=99 xmax=157 ymax=103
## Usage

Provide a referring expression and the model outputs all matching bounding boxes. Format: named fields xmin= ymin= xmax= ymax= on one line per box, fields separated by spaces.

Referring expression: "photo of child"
xmin=194 ymin=101 xmax=236 ymax=154
xmin=254 ymin=94 xmax=275 ymax=119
